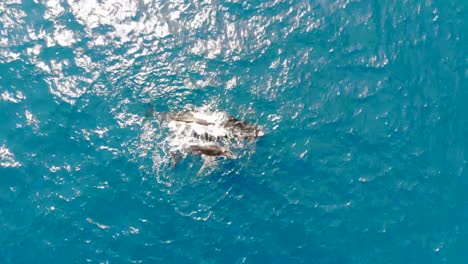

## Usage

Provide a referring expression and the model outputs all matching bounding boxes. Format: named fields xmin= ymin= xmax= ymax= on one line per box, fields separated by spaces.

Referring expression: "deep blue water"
xmin=0 ymin=0 xmax=466 ymax=263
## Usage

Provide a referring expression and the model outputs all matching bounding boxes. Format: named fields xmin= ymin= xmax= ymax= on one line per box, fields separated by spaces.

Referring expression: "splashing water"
xmin=135 ymin=103 xmax=260 ymax=188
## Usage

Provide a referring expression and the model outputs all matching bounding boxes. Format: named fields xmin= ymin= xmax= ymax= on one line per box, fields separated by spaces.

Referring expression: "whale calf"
xmin=187 ymin=145 xmax=236 ymax=158
xmin=170 ymin=144 xmax=236 ymax=169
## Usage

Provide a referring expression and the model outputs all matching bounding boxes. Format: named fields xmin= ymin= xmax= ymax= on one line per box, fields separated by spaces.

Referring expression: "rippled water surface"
xmin=0 ymin=0 xmax=466 ymax=263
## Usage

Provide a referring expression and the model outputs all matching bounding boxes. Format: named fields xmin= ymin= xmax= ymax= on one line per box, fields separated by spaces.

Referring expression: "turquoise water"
xmin=0 ymin=0 xmax=466 ymax=263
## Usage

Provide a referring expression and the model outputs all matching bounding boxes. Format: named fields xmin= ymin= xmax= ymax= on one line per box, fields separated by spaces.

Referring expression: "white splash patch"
xmin=0 ymin=145 xmax=21 ymax=168
xmin=167 ymin=111 xmax=230 ymax=140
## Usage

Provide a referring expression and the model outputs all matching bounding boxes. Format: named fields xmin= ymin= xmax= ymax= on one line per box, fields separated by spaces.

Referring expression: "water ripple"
xmin=0 ymin=0 xmax=465 ymax=262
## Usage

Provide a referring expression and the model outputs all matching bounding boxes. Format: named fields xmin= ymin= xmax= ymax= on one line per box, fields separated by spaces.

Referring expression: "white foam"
xmin=165 ymin=109 xmax=234 ymax=141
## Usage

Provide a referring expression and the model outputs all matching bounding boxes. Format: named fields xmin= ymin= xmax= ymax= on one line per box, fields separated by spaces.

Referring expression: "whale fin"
xmin=198 ymin=157 xmax=217 ymax=175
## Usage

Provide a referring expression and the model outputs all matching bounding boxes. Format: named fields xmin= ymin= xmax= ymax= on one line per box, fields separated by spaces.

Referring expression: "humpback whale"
xmin=170 ymin=144 xmax=237 ymax=169
xmin=158 ymin=110 xmax=265 ymax=140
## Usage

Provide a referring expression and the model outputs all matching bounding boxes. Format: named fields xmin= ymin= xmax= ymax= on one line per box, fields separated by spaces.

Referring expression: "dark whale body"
xmin=156 ymin=110 xmax=264 ymax=139
xmin=170 ymin=145 xmax=236 ymax=169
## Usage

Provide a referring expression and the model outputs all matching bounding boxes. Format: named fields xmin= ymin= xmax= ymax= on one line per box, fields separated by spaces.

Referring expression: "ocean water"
xmin=0 ymin=0 xmax=466 ymax=263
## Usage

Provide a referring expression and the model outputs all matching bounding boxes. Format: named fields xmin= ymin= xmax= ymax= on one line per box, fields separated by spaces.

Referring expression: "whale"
xmin=156 ymin=110 xmax=265 ymax=140
xmin=170 ymin=144 xmax=236 ymax=169
xmin=187 ymin=144 xmax=236 ymax=158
